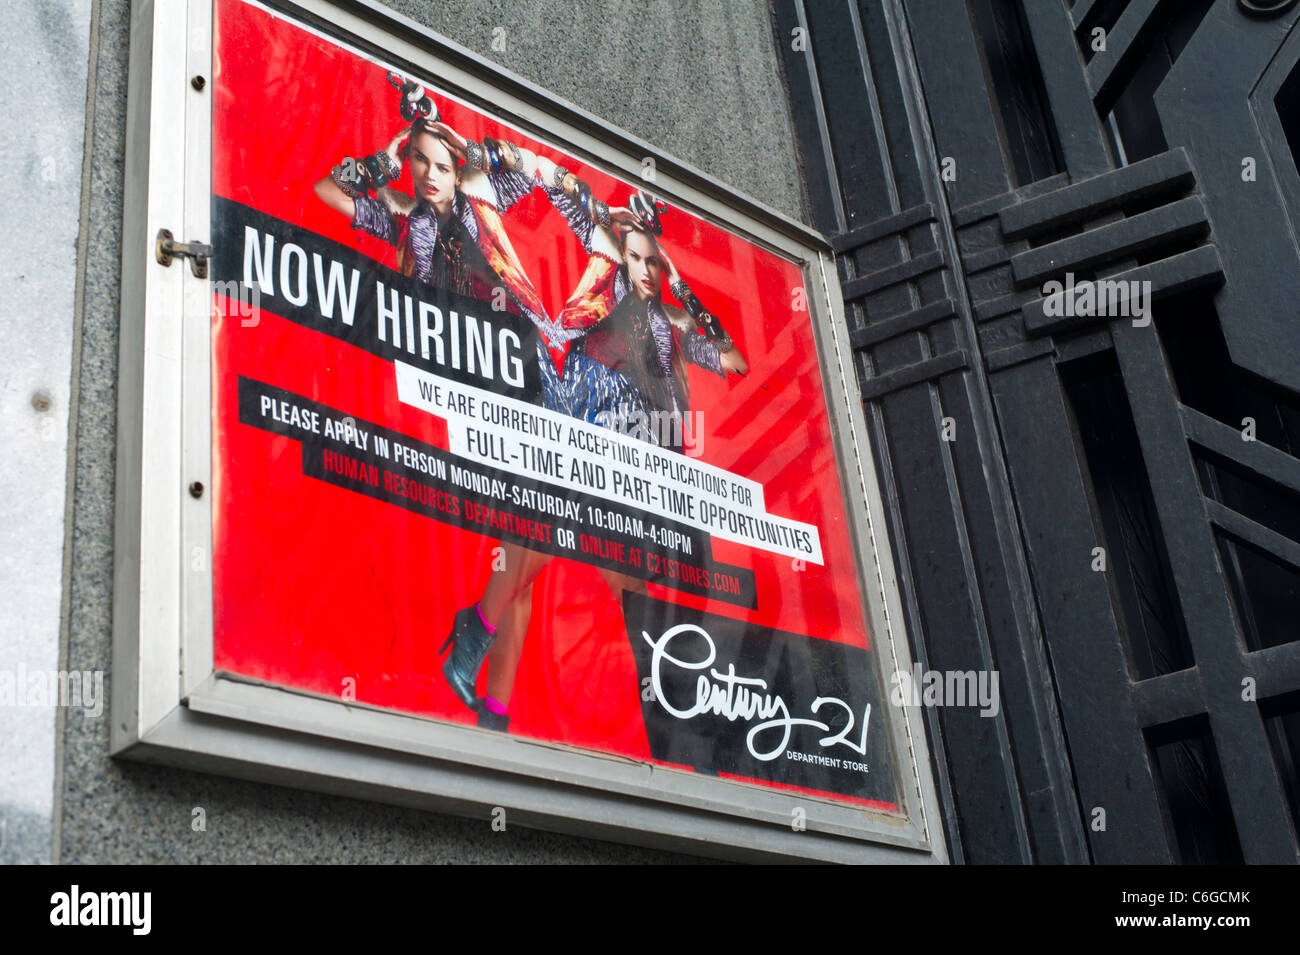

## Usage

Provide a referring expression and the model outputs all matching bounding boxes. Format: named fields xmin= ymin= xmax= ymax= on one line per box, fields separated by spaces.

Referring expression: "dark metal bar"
xmin=859 ymin=348 xmax=969 ymax=400
xmin=961 ymin=240 xmax=1029 ymax=274
xmin=1250 ymin=642 xmax=1300 ymax=699
xmin=1180 ymin=404 xmax=1300 ymax=499
xmin=974 ymin=290 xmax=1032 ymax=323
xmin=987 ymin=355 xmax=1171 ymax=862
xmin=774 ymin=0 xmax=848 ymax=234
xmin=830 ymin=202 xmax=935 ymax=253
xmin=841 ymin=249 xmax=945 ymax=300
xmin=952 ymin=173 xmax=1071 ymax=227
xmin=1000 ymin=148 xmax=1194 ymax=239
xmin=1206 ymin=501 xmax=1300 ymax=573
xmin=1009 ymin=195 xmax=1208 ymax=286
xmin=1070 ymin=0 xmax=1104 ymax=32
xmin=1110 ymin=317 xmax=1300 ymax=863
xmin=1132 ymin=668 xmax=1204 ymax=728
xmin=1085 ymin=0 xmax=1162 ymax=105
xmin=893 ymin=0 xmax=1092 ymax=863
xmin=1021 ymin=244 xmax=1223 ymax=335
xmin=1019 ymin=0 xmax=1112 ymax=178
xmin=850 ymin=298 xmax=956 ymax=349
xmin=983 ymin=338 xmax=1056 ymax=373
xmin=902 ymin=0 xmax=1015 ymax=206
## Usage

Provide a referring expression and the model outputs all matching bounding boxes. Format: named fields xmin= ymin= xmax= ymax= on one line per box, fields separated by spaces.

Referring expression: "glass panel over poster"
xmin=208 ymin=0 xmax=902 ymax=813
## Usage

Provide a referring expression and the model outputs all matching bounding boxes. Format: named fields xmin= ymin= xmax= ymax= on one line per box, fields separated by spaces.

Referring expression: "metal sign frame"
xmin=111 ymin=0 xmax=946 ymax=863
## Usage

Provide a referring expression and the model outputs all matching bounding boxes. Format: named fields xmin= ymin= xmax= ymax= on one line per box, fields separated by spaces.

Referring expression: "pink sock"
xmin=483 ymin=695 xmax=508 ymax=715
xmin=475 ymin=602 xmax=497 ymax=635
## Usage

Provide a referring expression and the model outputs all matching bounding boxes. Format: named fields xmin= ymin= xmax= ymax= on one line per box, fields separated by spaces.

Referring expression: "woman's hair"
xmin=402 ymin=120 xmax=462 ymax=169
xmin=618 ymin=223 xmax=660 ymax=258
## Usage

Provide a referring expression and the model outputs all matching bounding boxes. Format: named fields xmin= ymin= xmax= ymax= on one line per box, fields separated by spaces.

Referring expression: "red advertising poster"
xmin=210 ymin=0 xmax=900 ymax=810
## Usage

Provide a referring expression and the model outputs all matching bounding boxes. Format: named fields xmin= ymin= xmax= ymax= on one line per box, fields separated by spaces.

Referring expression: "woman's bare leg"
xmin=476 ymin=558 xmax=646 ymax=712
xmin=479 ymin=543 xmax=551 ymax=622
xmin=484 ymin=582 xmax=533 ymax=706
xmin=472 ymin=543 xmax=552 ymax=710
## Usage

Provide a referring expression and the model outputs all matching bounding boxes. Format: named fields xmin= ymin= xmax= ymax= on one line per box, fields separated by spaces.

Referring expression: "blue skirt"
xmin=544 ymin=350 xmax=651 ymax=436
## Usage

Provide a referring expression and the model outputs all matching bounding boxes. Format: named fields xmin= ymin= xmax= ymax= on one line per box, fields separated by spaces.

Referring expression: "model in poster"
xmin=311 ymin=80 xmax=603 ymax=403
xmin=309 ymin=81 xmax=746 ymax=731
xmin=441 ymin=163 xmax=748 ymax=732
xmin=311 ymin=84 xmax=662 ymax=727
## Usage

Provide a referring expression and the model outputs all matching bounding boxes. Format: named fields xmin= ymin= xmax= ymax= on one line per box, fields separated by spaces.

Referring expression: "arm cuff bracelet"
xmin=331 ymin=164 xmax=364 ymax=199
xmin=594 ymin=200 xmax=611 ymax=229
xmin=466 ymin=141 xmax=486 ymax=172
xmin=362 ymin=154 xmax=390 ymax=188
xmin=670 ymin=279 xmax=691 ymax=302
xmin=553 ymin=165 xmax=571 ymax=189
xmin=375 ymin=151 xmax=401 ymax=181
xmin=485 ymin=139 xmax=503 ymax=174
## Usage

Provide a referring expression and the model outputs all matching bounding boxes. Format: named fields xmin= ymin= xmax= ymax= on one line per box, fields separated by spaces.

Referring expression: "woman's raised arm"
xmin=660 ymin=248 xmax=748 ymax=376
xmin=313 ymin=128 xmax=409 ymax=222
xmin=313 ymin=169 xmax=357 ymax=219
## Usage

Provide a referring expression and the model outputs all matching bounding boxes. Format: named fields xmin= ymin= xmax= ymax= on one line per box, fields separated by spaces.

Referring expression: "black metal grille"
xmin=775 ymin=0 xmax=1300 ymax=863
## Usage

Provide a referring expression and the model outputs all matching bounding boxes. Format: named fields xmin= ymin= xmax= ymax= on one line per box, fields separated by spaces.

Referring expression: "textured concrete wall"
xmin=379 ymin=0 xmax=808 ymax=220
xmin=58 ymin=0 xmax=805 ymax=863
xmin=0 ymin=0 xmax=94 ymax=865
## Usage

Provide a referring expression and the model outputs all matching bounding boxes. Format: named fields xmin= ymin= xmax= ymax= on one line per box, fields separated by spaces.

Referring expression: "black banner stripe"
xmin=212 ymin=196 xmax=542 ymax=402
xmin=238 ymin=376 xmax=759 ymax=607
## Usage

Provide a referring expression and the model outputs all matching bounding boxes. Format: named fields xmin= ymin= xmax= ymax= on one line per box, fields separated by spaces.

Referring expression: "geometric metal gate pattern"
xmin=775 ymin=0 xmax=1300 ymax=863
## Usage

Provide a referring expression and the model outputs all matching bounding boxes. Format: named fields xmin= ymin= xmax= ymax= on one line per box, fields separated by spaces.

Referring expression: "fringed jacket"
xmin=351 ymin=165 xmax=585 ymax=349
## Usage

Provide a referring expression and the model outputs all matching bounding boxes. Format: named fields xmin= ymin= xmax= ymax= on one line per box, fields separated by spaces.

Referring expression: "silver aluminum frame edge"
xmin=112 ymin=0 xmax=189 ymax=755
xmin=112 ymin=0 xmax=947 ymax=864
